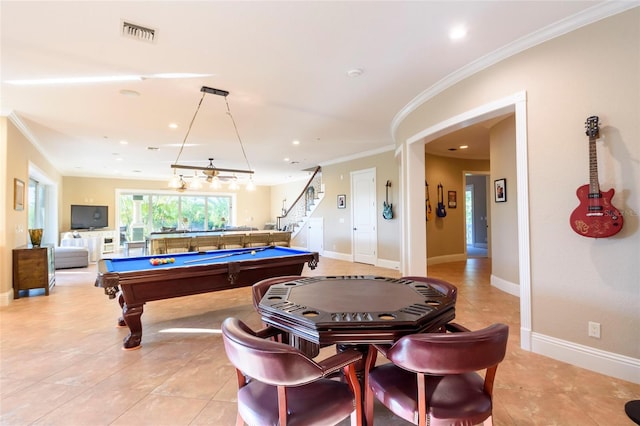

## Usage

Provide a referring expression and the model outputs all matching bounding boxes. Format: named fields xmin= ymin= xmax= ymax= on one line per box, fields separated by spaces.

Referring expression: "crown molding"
xmin=390 ymin=2 xmax=639 ymax=142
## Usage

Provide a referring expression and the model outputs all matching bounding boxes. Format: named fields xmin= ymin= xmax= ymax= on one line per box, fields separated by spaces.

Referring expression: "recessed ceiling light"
xmin=459 ymin=145 xmax=468 ymax=149
xmin=120 ymin=140 xmax=128 ymax=145
xmin=283 ymin=157 xmax=290 ymax=162
xmin=449 ymin=25 xmax=467 ymax=40
xmin=169 ymin=123 xmax=178 ymax=129
xmin=347 ymin=68 xmax=364 ymax=78
xmin=292 ymin=140 xmax=300 ymax=145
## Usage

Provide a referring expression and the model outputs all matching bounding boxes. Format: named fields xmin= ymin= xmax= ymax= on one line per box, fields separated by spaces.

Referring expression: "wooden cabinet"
xmin=12 ymin=245 xmax=55 ymax=298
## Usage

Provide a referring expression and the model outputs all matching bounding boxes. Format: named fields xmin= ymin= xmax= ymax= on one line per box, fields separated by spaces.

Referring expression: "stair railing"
xmin=277 ymin=166 xmax=322 ymax=232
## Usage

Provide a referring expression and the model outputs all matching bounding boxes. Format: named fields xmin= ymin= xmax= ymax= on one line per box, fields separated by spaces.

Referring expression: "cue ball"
xmin=251 ymin=250 xmax=256 ymax=255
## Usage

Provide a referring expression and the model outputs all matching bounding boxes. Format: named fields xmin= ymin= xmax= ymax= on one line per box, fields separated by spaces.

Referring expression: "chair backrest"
xmin=386 ymin=323 xmax=509 ymax=375
xmin=164 ymin=237 xmax=193 ymax=253
xmin=193 ymin=235 xmax=220 ymax=251
xmin=400 ymin=276 xmax=458 ymax=302
xmin=221 ymin=317 xmax=323 ymax=386
xmin=245 ymin=232 xmax=271 ymax=247
xmin=220 ymin=233 xmax=245 ymax=248
xmin=269 ymin=231 xmax=291 ymax=247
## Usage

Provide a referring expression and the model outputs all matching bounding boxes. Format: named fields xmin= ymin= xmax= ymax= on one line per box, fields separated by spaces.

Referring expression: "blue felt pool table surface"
xmin=95 ymin=245 xmax=319 ymax=349
xmin=102 ymin=246 xmax=312 ymax=273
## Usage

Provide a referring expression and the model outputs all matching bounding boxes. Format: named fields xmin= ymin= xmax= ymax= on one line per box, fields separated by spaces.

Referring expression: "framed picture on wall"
xmin=337 ymin=194 xmax=346 ymax=209
xmin=448 ymin=191 xmax=457 ymax=208
xmin=494 ymin=178 xmax=507 ymax=203
xmin=14 ymin=178 xmax=25 ymax=211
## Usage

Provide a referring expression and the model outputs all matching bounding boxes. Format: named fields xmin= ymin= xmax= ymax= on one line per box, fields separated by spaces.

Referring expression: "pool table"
xmin=95 ymin=246 xmax=318 ymax=349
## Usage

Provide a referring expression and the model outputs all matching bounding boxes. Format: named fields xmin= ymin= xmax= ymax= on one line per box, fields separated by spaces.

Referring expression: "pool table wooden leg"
xmin=121 ymin=302 xmax=144 ymax=350
xmin=116 ymin=292 xmax=126 ymax=327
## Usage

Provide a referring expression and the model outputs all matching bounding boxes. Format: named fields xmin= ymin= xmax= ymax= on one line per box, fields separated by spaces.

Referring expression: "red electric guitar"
xmin=569 ymin=116 xmax=623 ymax=238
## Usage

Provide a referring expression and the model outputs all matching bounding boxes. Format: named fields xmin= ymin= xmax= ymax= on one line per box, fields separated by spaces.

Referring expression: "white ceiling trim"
xmin=390 ymin=1 xmax=639 ymax=142
xmin=319 ymin=144 xmax=396 ymax=168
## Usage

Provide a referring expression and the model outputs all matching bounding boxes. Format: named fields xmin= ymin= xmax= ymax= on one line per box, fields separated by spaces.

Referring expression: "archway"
xmin=399 ymin=91 xmax=532 ymax=351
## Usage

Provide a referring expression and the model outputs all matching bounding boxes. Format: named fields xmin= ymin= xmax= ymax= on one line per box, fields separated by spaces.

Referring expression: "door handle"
xmin=353 ymin=227 xmax=357 ymax=231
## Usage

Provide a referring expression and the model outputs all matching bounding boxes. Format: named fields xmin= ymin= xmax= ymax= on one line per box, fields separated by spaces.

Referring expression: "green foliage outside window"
xmin=118 ymin=193 xmax=232 ymax=238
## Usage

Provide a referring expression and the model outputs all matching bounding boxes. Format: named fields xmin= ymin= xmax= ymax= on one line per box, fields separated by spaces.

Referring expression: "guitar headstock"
xmin=585 ymin=115 xmax=600 ymax=139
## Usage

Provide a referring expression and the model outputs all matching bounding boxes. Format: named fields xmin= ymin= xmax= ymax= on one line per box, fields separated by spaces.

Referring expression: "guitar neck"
xmin=588 ymin=135 xmax=601 ymax=195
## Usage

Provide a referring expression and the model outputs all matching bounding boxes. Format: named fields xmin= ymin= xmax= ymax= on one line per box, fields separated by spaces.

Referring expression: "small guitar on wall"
xmin=383 ymin=180 xmax=393 ymax=220
xmin=570 ymin=116 xmax=623 ymax=238
xmin=425 ymin=180 xmax=433 ymax=221
xmin=436 ymin=183 xmax=447 ymax=218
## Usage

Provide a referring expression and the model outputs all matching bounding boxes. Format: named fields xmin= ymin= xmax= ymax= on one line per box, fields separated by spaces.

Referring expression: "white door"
xmin=307 ymin=217 xmax=323 ymax=254
xmin=351 ymin=168 xmax=377 ymax=265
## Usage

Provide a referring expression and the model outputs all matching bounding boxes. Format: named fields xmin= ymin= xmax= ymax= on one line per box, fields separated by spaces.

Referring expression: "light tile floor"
xmin=1 ymin=257 xmax=638 ymax=425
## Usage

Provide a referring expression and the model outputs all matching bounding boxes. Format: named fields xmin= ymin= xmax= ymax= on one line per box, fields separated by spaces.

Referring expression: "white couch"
xmin=54 ymin=246 xmax=89 ymax=269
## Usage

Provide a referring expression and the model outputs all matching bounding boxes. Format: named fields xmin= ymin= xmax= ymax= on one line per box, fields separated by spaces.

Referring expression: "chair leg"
xmin=364 ymin=389 xmax=375 ymax=425
xmin=363 ymin=346 xmax=378 ymax=425
xmin=483 ymin=416 xmax=493 ymax=426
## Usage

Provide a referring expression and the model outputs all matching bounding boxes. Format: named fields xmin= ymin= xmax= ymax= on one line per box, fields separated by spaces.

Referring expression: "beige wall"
xmin=302 ymin=149 xmax=400 ymax=263
xmin=2 ymin=115 xmax=397 ymax=303
xmin=61 ymin=176 xmax=272 ymax=234
xmin=395 ymin=10 xmax=639 ymax=360
xmin=489 ymin=117 xmax=519 ymax=285
xmin=2 ymin=119 xmax=63 ymax=302
xmin=425 ymin=155 xmax=490 ymax=259
xmin=1 ymin=118 xmax=8 ymax=303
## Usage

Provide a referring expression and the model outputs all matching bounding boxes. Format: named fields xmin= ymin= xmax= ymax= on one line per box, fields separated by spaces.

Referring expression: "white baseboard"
xmin=532 ymin=332 xmax=640 ymax=384
xmin=377 ymin=258 xmax=400 ymax=270
xmin=320 ymin=250 xmax=353 ymax=262
xmin=0 ymin=289 xmax=14 ymax=306
xmin=490 ymin=274 xmax=520 ymax=297
xmin=320 ymin=251 xmax=400 ymax=271
xmin=427 ymin=253 xmax=466 ymax=265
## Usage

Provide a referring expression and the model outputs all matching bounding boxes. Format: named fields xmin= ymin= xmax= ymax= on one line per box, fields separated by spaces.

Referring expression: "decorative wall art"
xmin=494 ymin=178 xmax=507 ymax=203
xmin=337 ymin=194 xmax=346 ymax=209
xmin=448 ymin=191 xmax=457 ymax=208
xmin=14 ymin=178 xmax=25 ymax=210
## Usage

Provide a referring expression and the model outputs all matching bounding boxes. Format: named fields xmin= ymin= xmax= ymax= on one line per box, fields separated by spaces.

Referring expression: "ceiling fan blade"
xmin=170 ymin=164 xmax=254 ymax=175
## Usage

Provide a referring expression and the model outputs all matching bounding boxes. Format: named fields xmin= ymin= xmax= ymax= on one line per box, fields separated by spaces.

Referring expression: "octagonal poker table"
xmin=257 ymin=275 xmax=456 ymax=346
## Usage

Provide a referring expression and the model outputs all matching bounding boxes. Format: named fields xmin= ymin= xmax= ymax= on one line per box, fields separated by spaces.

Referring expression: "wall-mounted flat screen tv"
xmin=71 ymin=205 xmax=108 ymax=230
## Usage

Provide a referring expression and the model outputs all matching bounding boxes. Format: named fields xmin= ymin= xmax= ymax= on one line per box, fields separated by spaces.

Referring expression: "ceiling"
xmin=1 ymin=1 xmax=616 ymax=186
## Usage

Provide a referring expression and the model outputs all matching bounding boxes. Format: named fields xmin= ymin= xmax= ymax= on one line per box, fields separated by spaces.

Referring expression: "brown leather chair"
xmin=252 ymin=276 xmax=321 ymax=357
xmin=221 ymin=317 xmax=363 ymax=426
xmin=364 ymin=323 xmax=509 ymax=426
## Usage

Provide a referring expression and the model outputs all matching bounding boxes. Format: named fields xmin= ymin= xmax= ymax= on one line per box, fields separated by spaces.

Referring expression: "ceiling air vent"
xmin=121 ymin=21 xmax=156 ymax=43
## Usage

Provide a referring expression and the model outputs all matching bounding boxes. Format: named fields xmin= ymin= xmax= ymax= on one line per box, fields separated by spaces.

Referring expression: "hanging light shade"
xmin=228 ymin=178 xmax=239 ymax=191
xmin=168 ymin=86 xmax=255 ymax=191
xmin=168 ymin=174 xmax=181 ymax=189
xmin=189 ymin=176 xmax=203 ymax=190
xmin=210 ymin=176 xmax=221 ymax=189
xmin=246 ymin=178 xmax=256 ymax=191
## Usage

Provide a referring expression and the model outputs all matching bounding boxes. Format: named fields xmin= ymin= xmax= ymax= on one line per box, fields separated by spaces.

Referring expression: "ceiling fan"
xmin=170 ymin=158 xmax=254 ymax=182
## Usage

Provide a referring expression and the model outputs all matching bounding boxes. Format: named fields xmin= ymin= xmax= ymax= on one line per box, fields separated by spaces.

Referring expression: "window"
xmin=117 ymin=191 xmax=234 ymax=242
xmin=28 ymin=178 xmax=46 ymax=229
